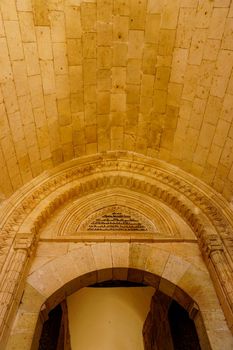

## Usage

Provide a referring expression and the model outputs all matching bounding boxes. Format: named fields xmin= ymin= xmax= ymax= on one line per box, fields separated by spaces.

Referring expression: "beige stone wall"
xmin=0 ymin=1 xmax=233 ymax=200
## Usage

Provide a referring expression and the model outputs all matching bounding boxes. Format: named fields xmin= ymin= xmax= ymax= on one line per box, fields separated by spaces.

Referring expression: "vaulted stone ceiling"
xmin=0 ymin=0 xmax=233 ymax=201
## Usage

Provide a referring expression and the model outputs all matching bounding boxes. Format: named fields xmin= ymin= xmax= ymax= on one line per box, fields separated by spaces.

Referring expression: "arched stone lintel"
xmin=6 ymin=243 xmax=233 ymax=350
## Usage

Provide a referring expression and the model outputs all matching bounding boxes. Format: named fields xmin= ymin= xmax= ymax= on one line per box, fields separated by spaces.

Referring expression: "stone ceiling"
xmin=0 ymin=0 xmax=233 ymax=201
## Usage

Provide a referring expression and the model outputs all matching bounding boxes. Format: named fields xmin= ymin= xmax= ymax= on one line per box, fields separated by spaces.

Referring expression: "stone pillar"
xmin=201 ymin=233 xmax=233 ymax=330
xmin=0 ymin=233 xmax=36 ymax=349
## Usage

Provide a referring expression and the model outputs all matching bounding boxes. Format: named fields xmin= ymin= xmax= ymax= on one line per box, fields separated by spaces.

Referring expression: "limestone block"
xmin=40 ymin=60 xmax=56 ymax=95
xmin=195 ymin=0 xmax=213 ymax=29
xmin=208 ymin=8 xmax=228 ymax=39
xmin=145 ymin=16 xmax=159 ymax=46
xmin=222 ymin=18 xmax=233 ymax=50
xmin=85 ymin=125 xmax=97 ymax=143
xmin=176 ymin=8 xmax=196 ymax=48
xmin=83 ymin=32 xmax=96 ymax=59
xmin=97 ymin=22 xmax=112 ymax=46
xmin=50 ymin=10 xmax=66 ymax=43
xmin=84 ymin=85 xmax=96 ymax=103
xmin=20 ymin=283 xmax=45 ymax=313
xmin=91 ymin=242 xmax=112 ymax=280
xmin=83 ymin=59 xmax=97 ymax=85
xmin=198 ymin=122 xmax=215 ymax=149
xmin=55 ymin=74 xmax=70 ymax=99
xmin=85 ymin=103 xmax=97 ymax=125
xmin=155 ymin=66 xmax=170 ymax=90
xmin=142 ymin=44 xmax=157 ymax=75
xmin=221 ymin=94 xmax=233 ymax=122
xmin=18 ymin=12 xmax=36 ymax=43
xmin=23 ymin=43 xmax=40 ymax=76
xmin=67 ymin=39 xmax=82 ymax=65
xmin=113 ymin=15 xmax=128 ymax=42
xmin=208 ymin=144 xmax=223 ymax=167
xmin=203 ymin=39 xmax=221 ymax=61
xmin=145 ymin=247 xmax=169 ymax=277
xmin=167 ymin=83 xmax=183 ymax=108
xmin=12 ymin=60 xmax=29 ymax=97
xmin=12 ymin=311 xmax=38 ymax=334
xmin=81 ymin=4 xmax=96 ymax=32
xmin=69 ymin=66 xmax=83 ymax=93
xmin=229 ymin=1 xmax=233 ymax=17
xmin=199 ymin=60 xmax=215 ymax=88
xmin=0 ymin=0 xmax=17 ymax=20
xmin=153 ymin=89 xmax=167 ymax=113
xmin=97 ymin=46 xmax=112 ymax=69
xmin=4 ymin=21 xmax=24 ymax=60
xmin=126 ymin=84 xmax=140 ymax=104
xmin=189 ymin=98 xmax=206 ymax=130
xmin=158 ymin=29 xmax=176 ymax=56
xmin=112 ymin=42 xmax=127 ymax=66
xmin=127 ymin=59 xmax=141 ymax=84
xmin=178 ymin=265 xmax=208 ymax=298
xmin=213 ymin=119 xmax=230 ymax=147
xmin=182 ymin=64 xmax=199 ymax=101
xmin=0 ymin=12 xmax=4 ymax=38
xmin=97 ymin=92 xmax=110 ymax=114
xmin=0 ymin=38 xmax=13 ymax=82
xmin=147 ymin=0 xmax=165 ymax=14
xmin=28 ymin=75 xmax=44 ymax=108
xmin=206 ymin=330 xmax=233 ymax=350
xmin=71 ymin=93 xmax=84 ymax=113
xmin=50 ymin=253 xmax=80 ymax=286
xmin=5 ymin=332 xmax=33 ymax=350
xmin=53 ymin=42 xmax=68 ymax=74
xmin=141 ymin=74 xmax=154 ymax=97
xmin=112 ymin=67 xmax=126 ymax=93
xmin=57 ymin=98 xmax=71 ymax=126
xmin=27 ymin=262 xmax=63 ymax=298
xmin=44 ymin=94 xmax=58 ymax=120
xmin=37 ymin=125 xmax=50 ymax=149
xmin=111 ymin=243 xmax=129 ymax=268
xmin=36 ymin=27 xmax=53 ymax=60
xmin=97 ymin=0 xmax=112 ymax=22
xmin=161 ymin=0 xmax=180 ymax=30
xmin=32 ymin=0 xmax=49 ymax=26
xmin=189 ymin=28 xmax=206 ymax=65
xmin=65 ymin=6 xmax=81 ymax=38
xmin=129 ymin=244 xmax=151 ymax=270
xmin=111 ymin=93 xmax=126 ymax=112
xmin=220 ymin=138 xmax=233 ymax=168
xmin=69 ymin=245 xmax=96 ymax=276
xmin=113 ymin=0 xmax=130 ymax=16
xmin=170 ymin=48 xmax=188 ymax=84
xmin=129 ymin=0 xmax=147 ymax=30
xmin=1 ymin=80 xmax=18 ymax=114
xmin=111 ymin=126 xmax=123 ymax=140
xmin=204 ymin=95 xmax=222 ymax=125
xmin=214 ymin=0 xmax=231 ymax=6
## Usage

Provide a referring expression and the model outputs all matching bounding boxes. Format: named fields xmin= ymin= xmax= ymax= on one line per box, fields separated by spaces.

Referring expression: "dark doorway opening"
xmin=168 ymin=300 xmax=201 ymax=350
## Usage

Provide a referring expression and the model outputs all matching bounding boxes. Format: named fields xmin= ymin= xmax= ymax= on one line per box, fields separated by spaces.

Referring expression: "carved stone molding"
xmin=0 ymin=151 xmax=233 ymax=341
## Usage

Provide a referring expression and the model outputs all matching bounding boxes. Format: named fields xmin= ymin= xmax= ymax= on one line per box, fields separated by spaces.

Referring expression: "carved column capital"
xmin=13 ymin=233 xmax=37 ymax=256
xmin=200 ymin=233 xmax=223 ymax=257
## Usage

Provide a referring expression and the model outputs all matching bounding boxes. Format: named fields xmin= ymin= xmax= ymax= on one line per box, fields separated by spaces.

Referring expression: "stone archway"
xmin=6 ymin=246 xmax=229 ymax=350
xmin=0 ymin=152 xmax=233 ymax=348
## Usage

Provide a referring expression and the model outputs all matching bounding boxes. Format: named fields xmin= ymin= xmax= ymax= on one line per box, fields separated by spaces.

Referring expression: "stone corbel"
xmin=13 ymin=233 xmax=37 ymax=257
xmin=200 ymin=233 xmax=223 ymax=258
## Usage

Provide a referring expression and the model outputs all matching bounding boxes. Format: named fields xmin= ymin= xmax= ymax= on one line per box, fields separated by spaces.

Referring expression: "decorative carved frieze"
xmin=0 ymin=152 xmax=233 ymax=341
